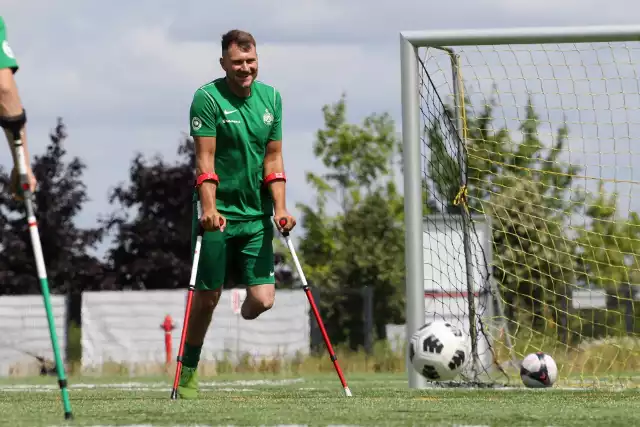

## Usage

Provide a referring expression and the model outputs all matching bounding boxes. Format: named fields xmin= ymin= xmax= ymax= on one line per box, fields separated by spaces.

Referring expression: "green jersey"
xmin=0 ymin=16 xmax=19 ymax=72
xmin=189 ymin=78 xmax=282 ymax=220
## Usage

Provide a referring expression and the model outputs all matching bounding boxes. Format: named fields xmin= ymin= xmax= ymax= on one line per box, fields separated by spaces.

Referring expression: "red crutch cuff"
xmin=195 ymin=172 xmax=219 ymax=187
xmin=263 ymin=172 xmax=286 ymax=186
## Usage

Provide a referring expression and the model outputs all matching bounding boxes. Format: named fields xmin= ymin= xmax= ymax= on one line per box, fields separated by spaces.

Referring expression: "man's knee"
xmin=241 ymin=284 xmax=275 ymax=319
xmin=254 ymin=295 xmax=274 ymax=312
xmin=193 ymin=289 xmax=222 ymax=312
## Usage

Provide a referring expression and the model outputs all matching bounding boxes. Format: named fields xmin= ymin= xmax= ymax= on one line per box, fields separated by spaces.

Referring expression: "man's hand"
xmin=200 ymin=208 xmax=226 ymax=232
xmin=274 ymin=209 xmax=296 ymax=233
xmin=9 ymin=166 xmax=36 ymax=200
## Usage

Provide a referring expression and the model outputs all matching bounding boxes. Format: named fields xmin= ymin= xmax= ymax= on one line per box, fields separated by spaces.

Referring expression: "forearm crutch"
xmin=1 ymin=112 xmax=73 ymax=419
xmin=278 ymin=218 xmax=352 ymax=397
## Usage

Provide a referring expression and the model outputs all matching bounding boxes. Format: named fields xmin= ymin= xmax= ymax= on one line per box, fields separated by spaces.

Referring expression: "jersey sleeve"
xmin=0 ymin=17 xmax=19 ymax=72
xmin=189 ymin=88 xmax=218 ymax=137
xmin=268 ymin=89 xmax=282 ymax=142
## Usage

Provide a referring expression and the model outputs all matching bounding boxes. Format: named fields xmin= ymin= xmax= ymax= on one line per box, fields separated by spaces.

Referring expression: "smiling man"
xmin=179 ymin=29 xmax=296 ymax=399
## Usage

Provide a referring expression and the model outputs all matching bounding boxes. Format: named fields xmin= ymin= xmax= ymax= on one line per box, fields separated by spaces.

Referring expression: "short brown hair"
xmin=221 ymin=29 xmax=256 ymax=53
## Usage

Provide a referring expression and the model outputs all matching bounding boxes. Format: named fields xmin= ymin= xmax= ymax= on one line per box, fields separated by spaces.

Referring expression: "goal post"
xmin=400 ymin=25 xmax=640 ymax=389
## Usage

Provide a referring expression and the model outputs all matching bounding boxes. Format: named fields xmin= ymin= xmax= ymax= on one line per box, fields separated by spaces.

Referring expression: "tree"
xmin=487 ymin=174 xmax=576 ymax=332
xmin=297 ymin=94 xmax=407 ymax=349
xmin=427 ymin=95 xmax=582 ymax=333
xmin=104 ymin=136 xmax=196 ymax=290
xmin=338 ymin=184 xmax=406 ymax=343
xmin=575 ymin=183 xmax=640 ymax=291
xmin=0 ymin=118 xmax=105 ymax=295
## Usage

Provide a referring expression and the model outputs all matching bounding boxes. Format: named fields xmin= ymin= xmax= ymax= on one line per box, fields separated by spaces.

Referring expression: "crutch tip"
xmin=344 ymin=387 xmax=353 ymax=397
xmin=64 ymin=412 xmax=73 ymax=420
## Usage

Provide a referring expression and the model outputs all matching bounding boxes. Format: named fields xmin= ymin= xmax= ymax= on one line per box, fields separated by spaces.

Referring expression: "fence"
xmin=0 ymin=286 xmax=376 ymax=377
xmin=0 ymin=295 xmax=67 ymax=376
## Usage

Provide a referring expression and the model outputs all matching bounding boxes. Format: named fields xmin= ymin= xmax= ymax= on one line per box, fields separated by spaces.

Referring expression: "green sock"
xmin=182 ymin=342 xmax=202 ymax=369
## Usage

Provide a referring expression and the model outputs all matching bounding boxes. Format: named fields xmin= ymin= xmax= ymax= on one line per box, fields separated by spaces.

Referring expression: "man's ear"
xmin=219 ymin=56 xmax=225 ymax=71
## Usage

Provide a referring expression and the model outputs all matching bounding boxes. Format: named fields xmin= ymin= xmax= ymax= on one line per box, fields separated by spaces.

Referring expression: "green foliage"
xmin=0 ymin=118 xmax=105 ymax=295
xmin=576 ymin=183 xmax=640 ymax=291
xmin=297 ymin=94 xmax=405 ymax=349
xmin=103 ymin=136 xmax=196 ymax=290
xmin=488 ymin=174 xmax=576 ymax=331
xmin=307 ymin=93 xmax=398 ymax=209
xmin=427 ymin=89 xmax=639 ymax=338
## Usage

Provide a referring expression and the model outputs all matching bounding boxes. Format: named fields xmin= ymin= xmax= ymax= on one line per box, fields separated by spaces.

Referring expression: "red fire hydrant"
xmin=161 ymin=314 xmax=176 ymax=368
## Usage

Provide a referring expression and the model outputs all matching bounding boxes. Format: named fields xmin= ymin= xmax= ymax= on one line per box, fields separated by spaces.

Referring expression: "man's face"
xmin=221 ymin=42 xmax=258 ymax=89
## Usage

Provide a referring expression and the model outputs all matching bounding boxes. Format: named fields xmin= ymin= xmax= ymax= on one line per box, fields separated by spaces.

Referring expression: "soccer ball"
xmin=520 ymin=352 xmax=558 ymax=388
xmin=409 ymin=320 xmax=469 ymax=381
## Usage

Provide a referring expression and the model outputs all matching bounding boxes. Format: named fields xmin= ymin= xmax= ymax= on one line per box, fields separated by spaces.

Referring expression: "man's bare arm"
xmin=195 ymin=135 xmax=218 ymax=212
xmin=264 ymin=140 xmax=286 ymax=212
xmin=0 ymin=68 xmax=29 ymax=164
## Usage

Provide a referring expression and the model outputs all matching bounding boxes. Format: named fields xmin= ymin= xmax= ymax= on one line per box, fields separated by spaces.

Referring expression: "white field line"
xmin=0 ymin=378 xmax=305 ymax=393
xmin=49 ymin=425 xmax=365 ymax=427
xmin=2 ymin=376 xmax=633 ymax=393
xmin=45 ymin=424 xmax=528 ymax=427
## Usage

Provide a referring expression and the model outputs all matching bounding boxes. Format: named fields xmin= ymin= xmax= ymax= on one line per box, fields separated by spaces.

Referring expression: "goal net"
xmin=400 ymin=26 xmax=640 ymax=388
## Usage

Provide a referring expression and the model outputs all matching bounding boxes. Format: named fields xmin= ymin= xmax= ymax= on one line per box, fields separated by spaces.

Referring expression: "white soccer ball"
xmin=409 ymin=320 xmax=469 ymax=381
xmin=520 ymin=352 xmax=558 ymax=388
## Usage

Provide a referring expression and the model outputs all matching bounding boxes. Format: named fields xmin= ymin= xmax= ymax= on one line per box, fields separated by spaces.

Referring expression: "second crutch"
xmin=278 ymin=218 xmax=352 ymax=397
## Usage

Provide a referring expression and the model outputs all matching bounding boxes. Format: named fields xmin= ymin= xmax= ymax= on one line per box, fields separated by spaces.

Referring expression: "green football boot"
xmin=177 ymin=366 xmax=199 ymax=400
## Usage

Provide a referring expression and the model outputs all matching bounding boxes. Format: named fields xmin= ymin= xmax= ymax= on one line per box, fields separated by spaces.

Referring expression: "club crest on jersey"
xmin=2 ymin=41 xmax=14 ymax=59
xmin=263 ymin=109 xmax=273 ymax=125
xmin=191 ymin=116 xmax=202 ymax=131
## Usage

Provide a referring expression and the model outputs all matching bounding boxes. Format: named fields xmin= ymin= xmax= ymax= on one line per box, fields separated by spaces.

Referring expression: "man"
xmin=178 ymin=29 xmax=296 ymax=399
xmin=0 ymin=16 xmax=37 ymax=197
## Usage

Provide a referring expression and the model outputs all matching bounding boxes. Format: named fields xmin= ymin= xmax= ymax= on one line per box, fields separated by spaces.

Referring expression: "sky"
xmin=2 ymin=0 xmax=640 ymax=260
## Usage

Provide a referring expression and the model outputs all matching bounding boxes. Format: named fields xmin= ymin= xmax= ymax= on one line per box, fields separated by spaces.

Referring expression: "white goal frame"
xmin=399 ymin=25 xmax=640 ymax=389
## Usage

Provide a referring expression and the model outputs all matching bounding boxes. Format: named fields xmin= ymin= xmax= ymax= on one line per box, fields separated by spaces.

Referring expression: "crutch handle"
xmin=278 ymin=218 xmax=289 ymax=237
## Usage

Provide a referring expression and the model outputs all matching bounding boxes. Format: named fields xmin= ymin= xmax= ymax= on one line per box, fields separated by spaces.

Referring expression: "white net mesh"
xmin=418 ymin=38 xmax=640 ymax=387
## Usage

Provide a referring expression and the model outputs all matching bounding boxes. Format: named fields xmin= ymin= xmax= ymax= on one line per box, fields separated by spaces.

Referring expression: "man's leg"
xmin=178 ymin=205 xmax=229 ymax=399
xmin=182 ymin=289 xmax=222 ymax=367
xmin=239 ymin=218 xmax=277 ymax=320
xmin=242 ymin=283 xmax=275 ymax=320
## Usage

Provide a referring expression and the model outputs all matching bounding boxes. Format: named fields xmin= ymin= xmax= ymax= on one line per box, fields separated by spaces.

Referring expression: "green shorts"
xmin=0 ymin=17 xmax=19 ymax=72
xmin=191 ymin=208 xmax=275 ymax=291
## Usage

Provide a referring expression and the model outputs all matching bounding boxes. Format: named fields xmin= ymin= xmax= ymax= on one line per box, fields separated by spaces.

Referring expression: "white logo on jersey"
xmin=191 ymin=116 xmax=202 ymax=131
xmin=2 ymin=41 xmax=15 ymax=59
xmin=263 ymin=109 xmax=273 ymax=125
xmin=224 ymin=109 xmax=237 ymax=115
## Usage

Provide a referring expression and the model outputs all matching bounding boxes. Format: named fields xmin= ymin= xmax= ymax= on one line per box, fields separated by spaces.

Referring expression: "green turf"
xmin=0 ymin=373 xmax=638 ymax=426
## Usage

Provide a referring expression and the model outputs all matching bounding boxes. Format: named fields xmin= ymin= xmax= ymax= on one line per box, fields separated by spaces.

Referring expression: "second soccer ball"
xmin=520 ymin=351 xmax=558 ymax=388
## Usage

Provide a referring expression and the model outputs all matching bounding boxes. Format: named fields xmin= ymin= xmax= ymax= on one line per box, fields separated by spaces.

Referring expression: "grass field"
xmin=1 ymin=372 xmax=639 ymax=427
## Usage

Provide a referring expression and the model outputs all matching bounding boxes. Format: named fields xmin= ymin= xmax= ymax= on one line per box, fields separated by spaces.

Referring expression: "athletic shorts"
xmin=0 ymin=17 xmax=19 ymax=72
xmin=191 ymin=206 xmax=275 ymax=291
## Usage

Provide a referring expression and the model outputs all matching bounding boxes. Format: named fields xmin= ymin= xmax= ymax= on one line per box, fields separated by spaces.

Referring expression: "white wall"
xmin=81 ymin=289 xmax=310 ymax=373
xmin=0 ymin=289 xmax=310 ymax=377
xmin=0 ymin=295 xmax=67 ymax=376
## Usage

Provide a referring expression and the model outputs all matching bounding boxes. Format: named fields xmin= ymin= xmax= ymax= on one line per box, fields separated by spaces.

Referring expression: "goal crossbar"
xmin=401 ymin=24 xmax=640 ymax=47
xmin=400 ymin=24 xmax=640 ymax=389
